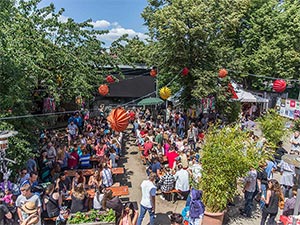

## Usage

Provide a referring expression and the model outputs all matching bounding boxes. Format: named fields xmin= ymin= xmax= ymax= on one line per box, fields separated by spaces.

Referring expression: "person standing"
xmin=137 ymin=173 xmax=157 ymax=225
xmin=278 ymin=160 xmax=295 ymax=198
xmin=241 ymin=167 xmax=257 ymax=217
xmin=15 ymin=184 xmax=42 ymax=225
xmin=260 ymin=179 xmax=281 ymax=225
xmin=290 ymin=131 xmax=300 ymax=155
xmin=174 ymin=164 xmax=190 ymax=200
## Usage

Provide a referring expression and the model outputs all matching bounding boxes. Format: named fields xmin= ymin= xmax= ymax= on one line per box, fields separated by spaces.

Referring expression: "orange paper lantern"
xmin=218 ymin=69 xmax=228 ymax=78
xmin=107 ymin=107 xmax=130 ymax=132
xmin=273 ymin=79 xmax=286 ymax=93
xmin=98 ymin=84 xmax=109 ymax=96
xmin=150 ymin=69 xmax=157 ymax=77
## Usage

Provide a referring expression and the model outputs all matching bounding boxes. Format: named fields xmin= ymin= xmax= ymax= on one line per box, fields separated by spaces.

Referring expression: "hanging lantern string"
xmin=226 ymin=69 xmax=300 ymax=82
xmin=121 ymin=91 xmax=157 ymax=107
xmin=32 ymin=70 xmax=153 ymax=92
xmin=0 ymin=68 xmax=189 ymax=121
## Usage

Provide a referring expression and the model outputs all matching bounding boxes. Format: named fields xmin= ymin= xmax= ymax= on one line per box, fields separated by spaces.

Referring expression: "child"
xmin=2 ymin=189 xmax=13 ymax=205
xmin=188 ymin=188 xmax=205 ymax=225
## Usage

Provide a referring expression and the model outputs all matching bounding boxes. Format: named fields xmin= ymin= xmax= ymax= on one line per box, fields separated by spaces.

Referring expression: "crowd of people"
xmin=0 ymin=105 xmax=299 ymax=225
xmin=0 ymin=109 xmax=127 ymax=225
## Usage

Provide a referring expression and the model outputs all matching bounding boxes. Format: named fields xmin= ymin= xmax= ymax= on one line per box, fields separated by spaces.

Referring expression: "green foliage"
xmin=293 ymin=119 xmax=300 ymax=132
xmin=0 ymin=120 xmax=33 ymax=179
xmin=68 ymin=209 xmax=116 ymax=224
xmin=257 ymin=109 xmax=287 ymax=147
xmin=199 ymin=125 xmax=269 ymax=212
xmin=0 ymin=0 xmax=123 ymax=173
xmin=236 ymin=0 xmax=300 ymax=89
xmin=141 ymin=0 xmax=300 ymax=108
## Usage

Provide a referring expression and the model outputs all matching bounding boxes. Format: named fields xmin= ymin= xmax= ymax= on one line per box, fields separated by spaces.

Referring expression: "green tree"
xmin=222 ymin=0 xmax=300 ymax=89
xmin=141 ymin=0 xmax=300 ymax=109
xmin=0 ymin=0 xmax=121 ymax=172
xmin=142 ymin=0 xmax=250 ymax=109
xmin=257 ymin=109 xmax=287 ymax=147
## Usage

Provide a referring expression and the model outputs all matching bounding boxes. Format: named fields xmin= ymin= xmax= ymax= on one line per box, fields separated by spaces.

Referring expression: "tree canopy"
xmin=141 ymin=0 xmax=300 ymax=107
xmin=0 ymin=0 xmax=121 ymax=171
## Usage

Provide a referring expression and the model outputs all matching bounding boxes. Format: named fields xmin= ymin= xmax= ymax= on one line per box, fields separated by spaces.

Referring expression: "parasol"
xmin=137 ymin=97 xmax=164 ymax=106
xmin=107 ymin=107 xmax=129 ymax=132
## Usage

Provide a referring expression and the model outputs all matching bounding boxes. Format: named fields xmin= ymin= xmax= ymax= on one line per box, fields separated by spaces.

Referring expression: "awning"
xmin=236 ymin=89 xmax=269 ymax=103
xmin=137 ymin=97 xmax=164 ymax=106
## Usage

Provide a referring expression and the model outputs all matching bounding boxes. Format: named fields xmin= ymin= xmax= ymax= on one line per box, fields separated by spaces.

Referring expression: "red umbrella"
xmin=107 ymin=107 xmax=130 ymax=132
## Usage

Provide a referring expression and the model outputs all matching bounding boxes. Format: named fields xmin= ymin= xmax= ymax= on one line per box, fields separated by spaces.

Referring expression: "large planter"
xmin=202 ymin=211 xmax=225 ymax=225
xmin=67 ymin=222 xmax=114 ymax=225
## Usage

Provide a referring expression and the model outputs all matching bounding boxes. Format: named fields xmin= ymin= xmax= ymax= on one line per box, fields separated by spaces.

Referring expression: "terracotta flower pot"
xmin=202 ymin=211 xmax=225 ymax=225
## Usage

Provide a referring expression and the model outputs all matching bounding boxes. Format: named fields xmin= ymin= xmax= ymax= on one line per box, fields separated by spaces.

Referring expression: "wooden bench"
xmin=111 ymin=167 xmax=124 ymax=175
xmin=43 ymin=217 xmax=58 ymax=225
xmin=65 ymin=169 xmax=95 ymax=177
xmin=107 ymin=186 xmax=129 ymax=197
xmin=162 ymin=189 xmax=180 ymax=202
xmin=140 ymin=155 xmax=147 ymax=165
xmin=43 ymin=217 xmax=57 ymax=221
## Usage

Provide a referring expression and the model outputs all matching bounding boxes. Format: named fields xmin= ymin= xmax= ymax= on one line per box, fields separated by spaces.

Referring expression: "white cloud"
xmin=97 ymin=22 xmax=148 ymax=43
xmin=89 ymin=20 xmax=111 ymax=28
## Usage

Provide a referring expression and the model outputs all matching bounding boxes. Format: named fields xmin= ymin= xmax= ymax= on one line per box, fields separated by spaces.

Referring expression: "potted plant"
xmin=67 ymin=209 xmax=115 ymax=225
xmin=199 ymin=125 xmax=269 ymax=225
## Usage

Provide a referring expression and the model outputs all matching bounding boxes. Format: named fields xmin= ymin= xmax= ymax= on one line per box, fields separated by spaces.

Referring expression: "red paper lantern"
xmin=218 ymin=68 xmax=228 ymax=78
xmin=107 ymin=107 xmax=130 ymax=132
xmin=273 ymin=79 xmax=286 ymax=93
xmin=228 ymin=83 xmax=238 ymax=99
xmin=182 ymin=67 xmax=189 ymax=76
xmin=150 ymin=69 xmax=157 ymax=77
xmin=98 ymin=84 xmax=109 ymax=96
xmin=106 ymin=75 xmax=115 ymax=83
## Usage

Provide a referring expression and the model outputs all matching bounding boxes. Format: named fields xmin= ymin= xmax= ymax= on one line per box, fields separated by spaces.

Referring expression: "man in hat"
xmin=16 ymin=184 xmax=41 ymax=225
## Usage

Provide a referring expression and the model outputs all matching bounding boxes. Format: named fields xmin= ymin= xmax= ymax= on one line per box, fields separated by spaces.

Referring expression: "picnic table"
xmin=65 ymin=167 xmax=124 ymax=177
xmin=74 ymin=186 xmax=129 ymax=199
xmin=65 ymin=169 xmax=95 ymax=177
xmin=107 ymin=186 xmax=129 ymax=197
xmin=111 ymin=167 xmax=124 ymax=175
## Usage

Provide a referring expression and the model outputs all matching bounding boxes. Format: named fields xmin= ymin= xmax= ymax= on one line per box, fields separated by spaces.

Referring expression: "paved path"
xmin=121 ymin=128 xmax=290 ymax=225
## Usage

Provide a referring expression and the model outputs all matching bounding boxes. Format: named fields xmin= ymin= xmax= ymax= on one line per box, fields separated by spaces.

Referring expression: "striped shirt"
xmin=79 ymin=154 xmax=91 ymax=168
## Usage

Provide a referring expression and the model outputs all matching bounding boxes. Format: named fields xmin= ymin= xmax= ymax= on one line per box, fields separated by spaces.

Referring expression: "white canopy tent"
xmin=236 ymin=89 xmax=269 ymax=103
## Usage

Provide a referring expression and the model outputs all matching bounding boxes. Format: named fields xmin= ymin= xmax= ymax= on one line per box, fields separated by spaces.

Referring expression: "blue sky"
xmin=38 ymin=0 xmax=148 ymax=44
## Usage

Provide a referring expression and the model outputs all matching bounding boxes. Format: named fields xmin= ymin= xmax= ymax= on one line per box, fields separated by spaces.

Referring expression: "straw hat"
xmin=21 ymin=213 xmax=39 ymax=225
xmin=21 ymin=201 xmax=37 ymax=214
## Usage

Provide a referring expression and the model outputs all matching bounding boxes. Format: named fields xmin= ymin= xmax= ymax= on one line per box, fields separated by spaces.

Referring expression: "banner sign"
xmin=276 ymin=98 xmax=300 ymax=119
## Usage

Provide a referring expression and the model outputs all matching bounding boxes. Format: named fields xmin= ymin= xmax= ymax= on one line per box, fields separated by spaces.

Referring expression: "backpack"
xmin=189 ymin=189 xmax=205 ymax=218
